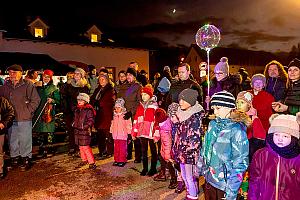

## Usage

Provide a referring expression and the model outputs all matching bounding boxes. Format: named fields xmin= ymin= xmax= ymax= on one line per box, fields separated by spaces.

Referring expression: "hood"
xmin=70 ymin=78 xmax=88 ymax=88
xmin=229 ymin=110 xmax=252 ymax=127
xmin=177 ymin=102 xmax=204 ymax=122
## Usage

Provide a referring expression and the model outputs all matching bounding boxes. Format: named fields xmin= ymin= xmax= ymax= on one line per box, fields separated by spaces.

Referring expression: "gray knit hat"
xmin=214 ymin=57 xmax=229 ymax=76
xmin=77 ymin=93 xmax=90 ymax=103
xmin=210 ymin=90 xmax=236 ymax=108
xmin=178 ymin=88 xmax=198 ymax=106
xmin=251 ymin=73 xmax=266 ymax=86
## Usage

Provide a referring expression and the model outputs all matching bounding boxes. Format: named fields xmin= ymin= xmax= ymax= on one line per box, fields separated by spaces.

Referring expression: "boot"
xmin=89 ymin=163 xmax=97 ymax=170
xmin=20 ymin=157 xmax=31 ymax=171
xmin=175 ymin=181 xmax=185 ymax=194
xmin=168 ymin=179 xmax=178 ymax=189
xmin=153 ymin=170 xmax=166 ymax=181
xmin=185 ymin=194 xmax=198 ymax=200
xmin=10 ymin=156 xmax=20 ymax=168
xmin=140 ymin=169 xmax=148 ymax=176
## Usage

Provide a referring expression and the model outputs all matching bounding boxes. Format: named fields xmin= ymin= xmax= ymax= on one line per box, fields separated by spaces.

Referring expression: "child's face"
xmin=212 ymin=105 xmax=232 ymax=118
xmin=179 ymin=99 xmax=191 ymax=110
xmin=115 ymin=106 xmax=122 ymax=113
xmin=170 ymin=115 xmax=178 ymax=123
xmin=273 ymin=132 xmax=292 ymax=147
xmin=141 ymin=93 xmax=151 ymax=102
xmin=77 ymin=99 xmax=86 ymax=106
xmin=236 ymin=99 xmax=250 ymax=112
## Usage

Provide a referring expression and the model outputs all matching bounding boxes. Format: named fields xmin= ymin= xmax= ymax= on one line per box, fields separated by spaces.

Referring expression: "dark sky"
xmin=1 ymin=0 xmax=300 ymax=52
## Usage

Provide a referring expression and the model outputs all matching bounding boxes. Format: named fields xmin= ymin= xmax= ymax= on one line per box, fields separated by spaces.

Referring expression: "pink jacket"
xmin=154 ymin=118 xmax=172 ymax=161
xmin=110 ymin=112 xmax=132 ymax=141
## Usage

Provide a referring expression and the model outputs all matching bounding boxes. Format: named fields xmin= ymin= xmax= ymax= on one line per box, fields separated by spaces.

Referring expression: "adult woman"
xmin=33 ymin=70 xmax=60 ymax=157
xmin=272 ymin=58 xmax=300 ymax=115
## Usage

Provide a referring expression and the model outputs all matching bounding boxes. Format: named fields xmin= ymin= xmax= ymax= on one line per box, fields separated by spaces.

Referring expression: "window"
xmin=91 ymin=34 xmax=98 ymax=42
xmin=34 ymin=28 xmax=43 ymax=38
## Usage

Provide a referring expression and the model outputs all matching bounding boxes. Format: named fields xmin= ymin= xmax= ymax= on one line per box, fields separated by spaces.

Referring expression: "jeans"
xmin=8 ymin=121 xmax=32 ymax=158
xmin=180 ymin=163 xmax=198 ymax=197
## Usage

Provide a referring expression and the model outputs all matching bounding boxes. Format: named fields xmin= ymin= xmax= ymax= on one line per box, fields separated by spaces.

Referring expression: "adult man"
xmin=129 ymin=61 xmax=148 ymax=86
xmin=0 ymin=64 xmax=40 ymax=171
xmin=264 ymin=60 xmax=287 ymax=102
xmin=166 ymin=63 xmax=203 ymax=107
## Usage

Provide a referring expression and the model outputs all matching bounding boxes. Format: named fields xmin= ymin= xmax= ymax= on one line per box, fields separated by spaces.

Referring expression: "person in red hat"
xmin=33 ymin=69 xmax=60 ymax=158
xmin=132 ymin=85 xmax=159 ymax=176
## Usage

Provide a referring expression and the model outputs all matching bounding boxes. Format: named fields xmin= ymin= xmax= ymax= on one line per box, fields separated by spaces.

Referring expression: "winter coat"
xmin=248 ymin=145 xmax=300 ymax=200
xmin=209 ymin=75 xmax=242 ymax=98
xmin=247 ymin=117 xmax=266 ymax=140
xmin=173 ymin=102 xmax=204 ymax=165
xmin=87 ymin=75 xmax=99 ymax=96
xmin=0 ymin=97 xmax=15 ymax=135
xmin=91 ymin=83 xmax=115 ymax=130
xmin=33 ymin=81 xmax=60 ymax=133
xmin=198 ymin=112 xmax=249 ymax=200
xmin=266 ymin=77 xmax=286 ymax=102
xmin=251 ymin=90 xmax=274 ymax=132
xmin=284 ymin=79 xmax=300 ymax=115
xmin=154 ymin=117 xmax=172 ymax=161
xmin=110 ymin=112 xmax=132 ymax=141
xmin=132 ymin=98 xmax=158 ymax=139
xmin=0 ymin=78 xmax=40 ymax=121
xmin=116 ymin=81 xmax=142 ymax=118
xmin=166 ymin=78 xmax=203 ymax=107
xmin=72 ymin=104 xmax=95 ymax=146
xmin=60 ymin=79 xmax=89 ymax=116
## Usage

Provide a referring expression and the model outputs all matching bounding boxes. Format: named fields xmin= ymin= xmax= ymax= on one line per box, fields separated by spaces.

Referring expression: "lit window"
xmin=35 ymin=28 xmax=43 ymax=38
xmin=91 ymin=34 xmax=98 ymax=42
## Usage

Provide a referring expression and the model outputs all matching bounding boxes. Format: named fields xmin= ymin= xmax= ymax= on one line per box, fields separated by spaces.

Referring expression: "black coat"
xmin=0 ymin=97 xmax=15 ymax=135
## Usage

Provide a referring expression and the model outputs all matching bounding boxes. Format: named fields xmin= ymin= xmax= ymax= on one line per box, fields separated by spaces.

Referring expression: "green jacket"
xmin=33 ymin=82 xmax=60 ymax=133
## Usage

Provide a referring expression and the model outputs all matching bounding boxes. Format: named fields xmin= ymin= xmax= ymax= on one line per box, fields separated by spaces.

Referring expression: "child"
xmin=173 ymin=88 xmax=204 ymax=200
xmin=110 ymin=98 xmax=132 ymax=167
xmin=236 ymin=91 xmax=266 ymax=161
xmin=73 ymin=93 xmax=96 ymax=170
xmin=132 ymin=85 xmax=158 ymax=176
xmin=153 ymin=108 xmax=177 ymax=189
xmin=248 ymin=113 xmax=300 ymax=200
xmin=198 ymin=90 xmax=249 ymax=200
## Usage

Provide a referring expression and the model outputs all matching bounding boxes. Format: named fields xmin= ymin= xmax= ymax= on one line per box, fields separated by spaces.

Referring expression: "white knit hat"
xmin=77 ymin=93 xmax=90 ymax=103
xmin=214 ymin=57 xmax=229 ymax=76
xmin=268 ymin=114 xmax=300 ymax=139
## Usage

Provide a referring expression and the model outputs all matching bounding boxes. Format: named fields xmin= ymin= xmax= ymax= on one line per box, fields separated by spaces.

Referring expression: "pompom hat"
xmin=43 ymin=69 xmax=54 ymax=80
xmin=141 ymin=85 xmax=154 ymax=98
xmin=210 ymin=90 xmax=236 ymax=109
xmin=214 ymin=57 xmax=229 ymax=76
xmin=251 ymin=73 xmax=266 ymax=86
xmin=77 ymin=93 xmax=90 ymax=103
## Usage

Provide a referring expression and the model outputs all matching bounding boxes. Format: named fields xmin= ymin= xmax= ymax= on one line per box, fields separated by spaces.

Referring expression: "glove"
xmin=123 ymin=111 xmax=132 ymax=120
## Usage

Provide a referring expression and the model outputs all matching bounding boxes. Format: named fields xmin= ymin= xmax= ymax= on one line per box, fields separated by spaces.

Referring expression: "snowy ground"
xmin=0 ymin=152 xmax=205 ymax=200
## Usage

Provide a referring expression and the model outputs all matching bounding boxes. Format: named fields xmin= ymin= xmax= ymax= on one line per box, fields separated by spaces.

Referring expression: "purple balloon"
xmin=195 ymin=24 xmax=220 ymax=51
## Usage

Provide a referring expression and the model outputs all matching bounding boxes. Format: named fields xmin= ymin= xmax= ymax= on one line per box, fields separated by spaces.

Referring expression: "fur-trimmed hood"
xmin=176 ymin=101 xmax=204 ymax=122
xmin=229 ymin=110 xmax=252 ymax=127
xmin=70 ymin=78 xmax=89 ymax=88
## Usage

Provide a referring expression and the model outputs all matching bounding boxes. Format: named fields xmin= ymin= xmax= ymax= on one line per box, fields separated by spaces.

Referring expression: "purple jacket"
xmin=248 ymin=146 xmax=300 ymax=200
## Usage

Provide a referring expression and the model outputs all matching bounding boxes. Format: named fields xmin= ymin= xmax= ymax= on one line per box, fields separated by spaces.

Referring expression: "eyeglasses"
xmin=214 ymin=72 xmax=224 ymax=75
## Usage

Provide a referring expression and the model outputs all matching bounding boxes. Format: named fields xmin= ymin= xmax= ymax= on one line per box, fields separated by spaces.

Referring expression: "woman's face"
xmin=74 ymin=72 xmax=82 ymax=82
xmin=252 ymin=79 xmax=265 ymax=92
xmin=268 ymin=64 xmax=279 ymax=78
xmin=99 ymin=76 xmax=108 ymax=87
xmin=118 ymin=72 xmax=127 ymax=83
xmin=212 ymin=105 xmax=232 ymax=118
xmin=273 ymin=132 xmax=291 ymax=147
xmin=288 ymin=66 xmax=300 ymax=82
xmin=215 ymin=70 xmax=226 ymax=81
xmin=236 ymin=99 xmax=250 ymax=112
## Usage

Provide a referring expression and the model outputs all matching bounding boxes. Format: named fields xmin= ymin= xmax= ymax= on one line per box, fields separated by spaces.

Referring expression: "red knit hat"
xmin=43 ymin=69 xmax=54 ymax=80
xmin=155 ymin=108 xmax=168 ymax=123
xmin=141 ymin=85 xmax=154 ymax=98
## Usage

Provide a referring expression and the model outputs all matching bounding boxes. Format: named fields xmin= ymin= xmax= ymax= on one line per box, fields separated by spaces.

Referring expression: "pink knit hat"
xmin=268 ymin=114 xmax=300 ymax=139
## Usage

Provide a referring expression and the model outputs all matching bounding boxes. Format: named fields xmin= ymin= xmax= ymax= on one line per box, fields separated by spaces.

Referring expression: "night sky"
xmin=1 ymin=0 xmax=300 ymax=52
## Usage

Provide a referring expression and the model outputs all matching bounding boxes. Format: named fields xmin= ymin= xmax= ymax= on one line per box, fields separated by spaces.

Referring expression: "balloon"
xmin=195 ymin=24 xmax=220 ymax=51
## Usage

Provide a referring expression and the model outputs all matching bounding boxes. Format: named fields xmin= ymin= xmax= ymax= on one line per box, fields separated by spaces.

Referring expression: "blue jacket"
xmin=198 ymin=117 xmax=249 ymax=200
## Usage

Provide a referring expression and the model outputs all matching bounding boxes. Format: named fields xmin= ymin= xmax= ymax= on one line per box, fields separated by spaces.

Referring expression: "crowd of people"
xmin=0 ymin=57 xmax=299 ymax=200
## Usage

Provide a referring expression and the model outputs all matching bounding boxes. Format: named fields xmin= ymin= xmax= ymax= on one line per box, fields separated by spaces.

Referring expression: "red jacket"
xmin=248 ymin=146 xmax=300 ymax=200
xmin=132 ymin=99 xmax=158 ymax=139
xmin=247 ymin=117 xmax=266 ymax=140
xmin=251 ymin=90 xmax=274 ymax=133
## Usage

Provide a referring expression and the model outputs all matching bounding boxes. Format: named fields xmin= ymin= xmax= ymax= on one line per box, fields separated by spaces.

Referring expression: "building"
xmin=0 ymin=17 xmax=149 ymax=81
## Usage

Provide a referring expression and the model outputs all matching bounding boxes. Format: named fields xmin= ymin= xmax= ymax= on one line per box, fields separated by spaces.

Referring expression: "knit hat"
xmin=163 ymin=66 xmax=170 ymax=71
xmin=251 ymin=74 xmax=266 ymax=86
xmin=126 ymin=67 xmax=137 ymax=78
xmin=268 ymin=113 xmax=300 ymax=139
xmin=288 ymin=58 xmax=300 ymax=69
xmin=99 ymin=73 xmax=109 ymax=81
xmin=115 ymin=98 xmax=125 ymax=108
xmin=214 ymin=57 xmax=229 ymax=76
xmin=178 ymin=88 xmax=198 ymax=106
xmin=210 ymin=90 xmax=236 ymax=108
xmin=141 ymin=85 xmax=154 ymax=98
xmin=43 ymin=69 xmax=54 ymax=80
xmin=167 ymin=102 xmax=180 ymax=117
xmin=75 ymin=68 xmax=86 ymax=78
xmin=6 ymin=64 xmax=23 ymax=72
xmin=155 ymin=108 xmax=168 ymax=124
xmin=77 ymin=93 xmax=90 ymax=103
xmin=236 ymin=91 xmax=253 ymax=106
xmin=87 ymin=65 xmax=96 ymax=72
